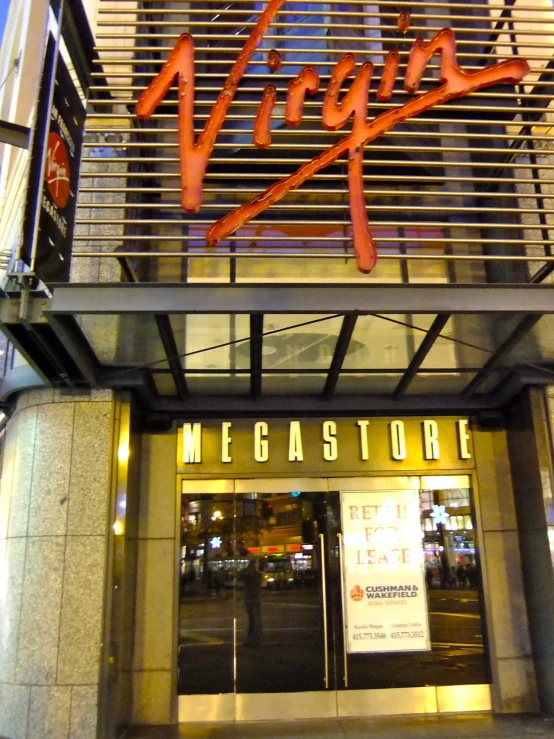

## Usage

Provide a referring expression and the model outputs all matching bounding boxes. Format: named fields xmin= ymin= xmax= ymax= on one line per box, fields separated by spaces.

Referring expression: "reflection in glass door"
xmin=330 ymin=482 xmax=490 ymax=693
xmin=178 ymin=489 xmax=332 ymax=697
xmin=234 ymin=492 xmax=330 ymax=694
xmin=179 ymin=493 xmax=234 ymax=695
xmin=178 ymin=478 xmax=491 ymax=719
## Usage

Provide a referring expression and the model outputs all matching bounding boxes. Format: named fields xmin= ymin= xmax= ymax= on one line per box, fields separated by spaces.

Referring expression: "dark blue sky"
xmin=0 ymin=0 xmax=10 ymax=48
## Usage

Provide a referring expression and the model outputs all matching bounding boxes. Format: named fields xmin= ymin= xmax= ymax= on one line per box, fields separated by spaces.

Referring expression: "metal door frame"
xmin=177 ymin=475 xmax=491 ymax=722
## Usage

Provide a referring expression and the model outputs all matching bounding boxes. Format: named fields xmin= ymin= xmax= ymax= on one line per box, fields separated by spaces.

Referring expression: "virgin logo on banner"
xmin=340 ymin=490 xmax=430 ymax=653
xmin=45 ymin=132 xmax=70 ymax=208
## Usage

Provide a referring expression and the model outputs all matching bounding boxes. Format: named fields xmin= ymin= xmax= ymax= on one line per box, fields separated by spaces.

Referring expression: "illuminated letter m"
xmin=183 ymin=423 xmax=202 ymax=464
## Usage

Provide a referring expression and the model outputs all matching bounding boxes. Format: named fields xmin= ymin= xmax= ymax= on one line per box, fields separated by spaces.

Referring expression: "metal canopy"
xmin=48 ymin=283 xmax=554 ymax=315
xmin=1 ymin=282 xmax=553 ymax=419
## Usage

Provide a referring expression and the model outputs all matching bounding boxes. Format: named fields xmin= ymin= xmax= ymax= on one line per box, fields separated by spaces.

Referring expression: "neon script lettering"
xmin=136 ymin=4 xmax=529 ymax=274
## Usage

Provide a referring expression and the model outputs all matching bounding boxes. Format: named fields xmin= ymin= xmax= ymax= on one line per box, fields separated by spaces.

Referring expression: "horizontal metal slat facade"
xmin=75 ymin=0 xmax=554 ymax=286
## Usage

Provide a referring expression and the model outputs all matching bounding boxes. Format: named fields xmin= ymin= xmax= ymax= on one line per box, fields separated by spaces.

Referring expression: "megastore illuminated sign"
xmin=137 ymin=0 xmax=529 ymax=274
xmin=177 ymin=417 xmax=473 ymax=474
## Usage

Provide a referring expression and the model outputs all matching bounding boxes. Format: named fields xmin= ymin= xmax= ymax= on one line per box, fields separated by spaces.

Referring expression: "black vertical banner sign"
xmin=20 ymin=34 xmax=56 ymax=275
xmin=38 ymin=50 xmax=86 ymax=281
xmin=20 ymin=32 xmax=86 ymax=283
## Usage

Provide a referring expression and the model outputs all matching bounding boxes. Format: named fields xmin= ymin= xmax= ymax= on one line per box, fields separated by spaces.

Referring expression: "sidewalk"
xmin=128 ymin=713 xmax=554 ymax=739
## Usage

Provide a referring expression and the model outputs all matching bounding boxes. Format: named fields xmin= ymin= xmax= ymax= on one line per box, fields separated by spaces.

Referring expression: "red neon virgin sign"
xmin=136 ymin=5 xmax=529 ymax=275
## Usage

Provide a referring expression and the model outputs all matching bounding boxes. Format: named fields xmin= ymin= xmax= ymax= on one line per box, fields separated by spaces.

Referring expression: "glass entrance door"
xmin=178 ymin=482 xmax=335 ymax=710
xmin=178 ymin=477 xmax=491 ymax=721
xmin=327 ymin=478 xmax=490 ymax=706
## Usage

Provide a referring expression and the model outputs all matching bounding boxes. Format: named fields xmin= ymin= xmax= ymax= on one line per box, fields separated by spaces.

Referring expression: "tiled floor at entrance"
xmin=128 ymin=714 xmax=554 ymax=739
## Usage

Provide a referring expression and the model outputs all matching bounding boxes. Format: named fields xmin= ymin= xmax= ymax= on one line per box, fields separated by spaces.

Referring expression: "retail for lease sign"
xmin=341 ymin=490 xmax=430 ymax=654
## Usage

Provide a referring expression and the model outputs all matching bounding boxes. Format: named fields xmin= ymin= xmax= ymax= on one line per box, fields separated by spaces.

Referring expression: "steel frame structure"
xmin=0 ymin=283 xmax=552 ymax=420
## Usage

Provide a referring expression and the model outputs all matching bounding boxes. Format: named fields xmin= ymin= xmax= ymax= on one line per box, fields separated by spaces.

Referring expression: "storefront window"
xmin=178 ymin=482 xmax=489 ymax=697
xmin=420 ymin=489 xmax=479 ymax=590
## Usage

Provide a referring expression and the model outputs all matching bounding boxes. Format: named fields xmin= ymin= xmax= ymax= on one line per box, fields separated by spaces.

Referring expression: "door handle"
xmin=337 ymin=532 xmax=348 ymax=687
xmin=319 ymin=532 xmax=329 ymax=689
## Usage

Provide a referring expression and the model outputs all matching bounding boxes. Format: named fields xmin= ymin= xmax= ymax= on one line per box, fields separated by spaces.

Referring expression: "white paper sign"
xmin=340 ymin=490 xmax=430 ymax=653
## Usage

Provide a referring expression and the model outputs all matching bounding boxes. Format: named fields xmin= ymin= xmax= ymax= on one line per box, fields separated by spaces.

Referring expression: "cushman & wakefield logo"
xmin=137 ymin=2 xmax=529 ymax=274
xmin=349 ymin=585 xmax=420 ymax=603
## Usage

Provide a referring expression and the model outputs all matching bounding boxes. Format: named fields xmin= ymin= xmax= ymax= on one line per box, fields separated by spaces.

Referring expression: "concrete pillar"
xmin=132 ymin=431 xmax=177 ymax=725
xmin=507 ymin=388 xmax=554 ymax=714
xmin=473 ymin=420 xmax=539 ymax=713
xmin=0 ymin=388 xmax=115 ymax=739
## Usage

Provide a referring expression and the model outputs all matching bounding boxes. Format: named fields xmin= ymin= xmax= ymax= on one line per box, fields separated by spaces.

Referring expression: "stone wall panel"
xmin=0 ymin=390 xmax=115 ymax=738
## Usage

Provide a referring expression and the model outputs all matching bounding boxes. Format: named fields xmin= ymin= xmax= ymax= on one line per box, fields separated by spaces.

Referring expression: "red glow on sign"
xmin=247 ymin=547 xmax=261 ymax=554
xmin=287 ymin=544 xmax=302 ymax=552
xmin=136 ymin=5 xmax=529 ymax=275
xmin=266 ymin=546 xmax=279 ymax=553
xmin=45 ymin=132 xmax=70 ymax=209
xmin=267 ymin=49 xmax=282 ymax=72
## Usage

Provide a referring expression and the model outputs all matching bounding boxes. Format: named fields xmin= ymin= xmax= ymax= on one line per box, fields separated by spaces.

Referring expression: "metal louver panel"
xmin=77 ymin=0 xmax=554 ymax=284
